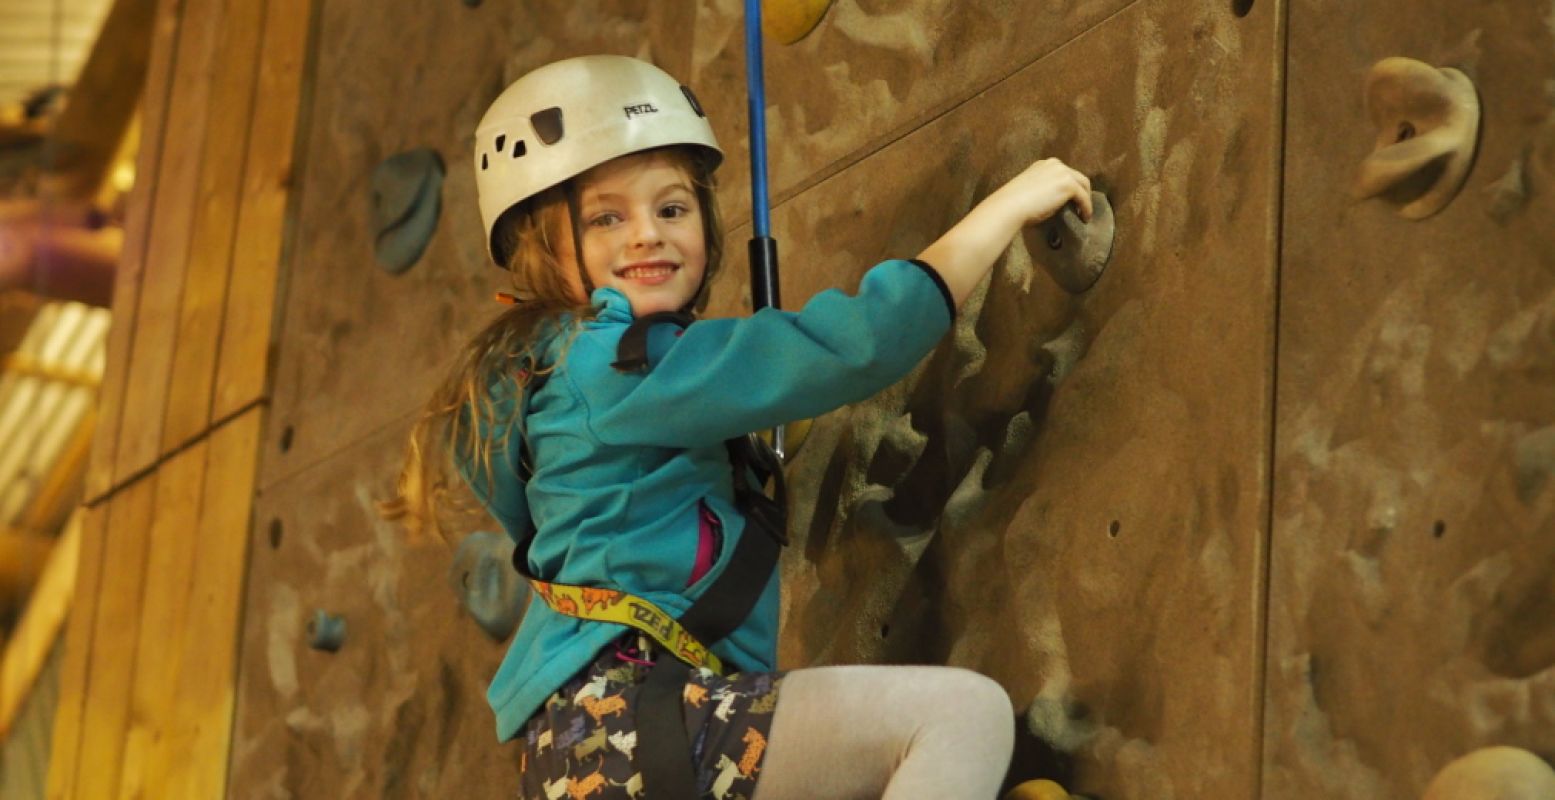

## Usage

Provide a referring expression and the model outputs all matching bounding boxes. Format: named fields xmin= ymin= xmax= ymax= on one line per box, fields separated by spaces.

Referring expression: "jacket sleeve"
xmin=580 ymin=258 xmax=955 ymax=449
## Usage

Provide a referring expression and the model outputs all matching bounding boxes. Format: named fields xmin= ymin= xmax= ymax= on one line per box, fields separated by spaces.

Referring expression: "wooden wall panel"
xmin=1266 ymin=1 xmax=1555 ymax=797
xmin=163 ymin=409 xmax=265 ymax=798
xmin=42 ymin=506 xmax=104 ymax=800
xmin=52 ymin=0 xmax=315 ymax=795
xmin=764 ymin=0 xmax=1283 ymax=795
xmin=212 ymin=0 xmax=317 ymax=421
xmin=111 ymin=0 xmax=222 ymax=484
xmin=71 ymin=477 xmax=156 ymax=799
xmin=159 ymin=0 xmax=267 ymax=450
xmin=84 ymin=0 xmax=181 ymax=502
xmin=115 ymin=441 xmax=207 ymax=800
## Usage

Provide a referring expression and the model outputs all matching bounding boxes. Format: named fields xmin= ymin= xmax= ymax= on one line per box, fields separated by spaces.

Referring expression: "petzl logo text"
xmin=624 ymin=103 xmax=660 ymax=119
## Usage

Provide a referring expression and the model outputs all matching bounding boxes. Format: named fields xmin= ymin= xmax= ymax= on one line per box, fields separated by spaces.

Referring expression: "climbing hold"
xmin=759 ymin=417 xmax=814 ymax=459
xmin=1422 ymin=746 xmax=1555 ymax=800
xmin=1024 ymin=695 xmax=1101 ymax=754
xmin=762 ymin=0 xmax=835 ymax=44
xmin=1352 ymin=57 xmax=1481 ymax=220
xmin=1003 ymin=779 xmax=1070 ymax=800
xmin=1484 ymin=152 xmax=1529 ymax=223
xmin=450 ymin=531 xmax=525 ymax=639
xmin=450 ymin=530 xmax=527 ymax=641
xmin=1028 ymin=190 xmax=1114 ymax=294
xmin=307 ymin=610 xmax=346 ymax=652
xmin=370 ymin=148 xmax=446 ymax=274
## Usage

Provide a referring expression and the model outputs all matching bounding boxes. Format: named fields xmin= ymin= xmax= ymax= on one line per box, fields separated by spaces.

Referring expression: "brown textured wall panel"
xmin=230 ymin=420 xmax=522 ymax=797
xmin=760 ymin=0 xmax=1283 ymax=795
xmin=1265 ymin=1 xmax=1555 ymax=797
xmin=246 ymin=0 xmax=1287 ymax=796
xmin=257 ymin=0 xmax=1140 ymax=490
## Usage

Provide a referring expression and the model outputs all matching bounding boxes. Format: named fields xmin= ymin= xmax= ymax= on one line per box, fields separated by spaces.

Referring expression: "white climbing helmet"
xmin=474 ymin=55 xmax=723 ymax=267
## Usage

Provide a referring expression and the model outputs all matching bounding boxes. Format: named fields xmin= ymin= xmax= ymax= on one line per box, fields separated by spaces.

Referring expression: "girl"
xmin=390 ymin=55 xmax=1092 ymax=799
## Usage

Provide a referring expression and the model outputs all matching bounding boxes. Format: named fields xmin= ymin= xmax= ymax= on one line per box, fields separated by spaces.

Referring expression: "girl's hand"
xmin=990 ymin=157 xmax=1093 ymax=227
xmin=917 ymin=157 xmax=1094 ymax=307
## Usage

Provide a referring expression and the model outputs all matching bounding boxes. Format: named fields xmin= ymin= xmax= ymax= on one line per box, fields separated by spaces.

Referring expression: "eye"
xmin=659 ymin=203 xmax=691 ymax=219
xmin=587 ymin=212 xmax=621 ymax=228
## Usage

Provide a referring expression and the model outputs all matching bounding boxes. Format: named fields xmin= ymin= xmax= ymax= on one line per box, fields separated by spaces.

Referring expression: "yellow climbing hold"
xmin=762 ymin=0 xmax=835 ymax=44
xmin=758 ymin=417 xmax=814 ymax=459
xmin=1003 ymin=779 xmax=1071 ymax=800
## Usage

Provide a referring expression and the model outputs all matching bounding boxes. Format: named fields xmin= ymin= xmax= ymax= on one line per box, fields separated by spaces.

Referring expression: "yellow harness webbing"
xmin=526 ymin=579 xmax=726 ymax=675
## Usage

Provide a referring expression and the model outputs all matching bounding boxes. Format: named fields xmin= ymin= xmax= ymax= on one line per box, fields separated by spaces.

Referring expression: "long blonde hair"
xmin=383 ymin=146 xmax=724 ymax=541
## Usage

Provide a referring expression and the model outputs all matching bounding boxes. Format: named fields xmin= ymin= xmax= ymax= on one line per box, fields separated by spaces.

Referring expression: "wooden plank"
xmin=157 ymin=409 xmax=263 ymax=797
xmin=0 ymin=511 xmax=81 ymax=739
xmin=213 ymin=0 xmax=316 ymax=420
xmin=111 ymin=0 xmax=224 ymax=485
xmin=115 ymin=440 xmax=208 ymax=800
xmin=160 ymin=0 xmax=268 ymax=450
xmin=84 ymin=0 xmax=183 ymax=502
xmin=0 ymin=527 xmax=52 ymax=599
xmin=42 ymin=505 xmax=105 ymax=800
xmin=71 ymin=475 xmax=157 ymax=800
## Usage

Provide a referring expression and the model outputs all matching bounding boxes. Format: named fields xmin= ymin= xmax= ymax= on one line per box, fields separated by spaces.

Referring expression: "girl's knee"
xmin=949 ymin=669 xmax=1015 ymax=753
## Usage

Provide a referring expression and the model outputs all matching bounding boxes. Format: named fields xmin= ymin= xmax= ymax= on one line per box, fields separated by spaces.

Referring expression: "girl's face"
xmin=566 ymin=151 xmax=708 ymax=316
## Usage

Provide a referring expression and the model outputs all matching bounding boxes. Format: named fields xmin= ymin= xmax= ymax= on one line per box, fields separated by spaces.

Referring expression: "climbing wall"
xmin=221 ymin=1 xmax=1552 ymax=798
xmin=1262 ymin=0 xmax=1555 ymax=797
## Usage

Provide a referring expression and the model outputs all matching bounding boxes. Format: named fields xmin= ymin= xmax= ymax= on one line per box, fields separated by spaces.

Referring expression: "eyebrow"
xmin=584 ymin=183 xmax=695 ymax=204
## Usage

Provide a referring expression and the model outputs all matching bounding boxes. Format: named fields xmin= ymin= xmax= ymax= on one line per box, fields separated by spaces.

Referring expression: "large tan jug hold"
xmin=1422 ymin=746 xmax=1555 ymax=800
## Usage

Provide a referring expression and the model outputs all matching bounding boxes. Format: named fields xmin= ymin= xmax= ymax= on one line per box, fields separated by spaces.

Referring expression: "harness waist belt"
xmin=526 ymin=579 xmax=725 ymax=675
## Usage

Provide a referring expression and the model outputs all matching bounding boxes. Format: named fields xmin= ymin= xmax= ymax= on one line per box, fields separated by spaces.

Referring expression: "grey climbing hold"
xmin=1029 ymin=190 xmax=1114 ymax=294
xmin=450 ymin=530 xmax=527 ymax=641
xmin=370 ymin=148 xmax=446 ymax=274
xmin=307 ymin=610 xmax=346 ymax=652
xmin=1024 ymin=696 xmax=1100 ymax=754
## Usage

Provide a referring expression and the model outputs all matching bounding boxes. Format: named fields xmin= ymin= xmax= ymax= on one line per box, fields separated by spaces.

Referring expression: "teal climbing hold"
xmin=370 ymin=148 xmax=445 ymax=274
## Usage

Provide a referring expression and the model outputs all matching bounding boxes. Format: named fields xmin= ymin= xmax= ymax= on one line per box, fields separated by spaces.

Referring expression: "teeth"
xmin=620 ymin=265 xmax=675 ymax=278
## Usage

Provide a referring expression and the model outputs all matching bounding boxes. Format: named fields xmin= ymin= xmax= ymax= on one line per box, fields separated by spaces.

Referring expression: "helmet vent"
xmin=495 ymin=134 xmax=506 ymax=152
xmin=681 ymin=85 xmax=705 ymax=118
xmin=481 ymin=153 xmax=488 ymax=170
xmin=512 ymin=140 xmax=527 ymax=158
xmin=531 ymin=107 xmax=565 ymax=145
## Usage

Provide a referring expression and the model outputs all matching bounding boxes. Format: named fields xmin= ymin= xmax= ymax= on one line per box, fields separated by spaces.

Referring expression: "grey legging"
xmin=750 ymin=665 xmax=1015 ymax=799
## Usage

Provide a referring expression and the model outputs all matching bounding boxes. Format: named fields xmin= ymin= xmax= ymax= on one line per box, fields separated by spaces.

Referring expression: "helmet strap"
xmin=563 ymin=183 xmax=594 ymax=299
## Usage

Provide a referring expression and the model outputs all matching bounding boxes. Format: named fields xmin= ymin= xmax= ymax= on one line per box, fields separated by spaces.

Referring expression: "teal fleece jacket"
xmin=462 ymin=258 xmax=955 ymax=741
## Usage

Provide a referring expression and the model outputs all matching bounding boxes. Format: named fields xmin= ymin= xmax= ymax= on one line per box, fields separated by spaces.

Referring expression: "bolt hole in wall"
xmin=279 ymin=424 xmax=294 ymax=453
xmin=881 ymin=624 xmax=891 ymax=639
xmin=1397 ymin=121 xmax=1417 ymax=142
xmin=1433 ymin=520 xmax=1447 ymax=539
xmin=1232 ymin=0 xmax=1254 ymax=17
xmin=1109 ymin=520 xmax=1122 ymax=538
xmin=269 ymin=519 xmax=283 ymax=549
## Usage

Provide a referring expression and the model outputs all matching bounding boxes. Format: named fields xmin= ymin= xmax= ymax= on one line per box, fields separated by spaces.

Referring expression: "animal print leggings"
xmin=516 ymin=636 xmax=783 ymax=800
xmin=517 ymin=637 xmax=1016 ymax=799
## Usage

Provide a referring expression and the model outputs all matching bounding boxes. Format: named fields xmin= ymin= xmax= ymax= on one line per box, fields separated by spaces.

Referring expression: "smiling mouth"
xmin=615 ymin=262 xmax=679 ymax=279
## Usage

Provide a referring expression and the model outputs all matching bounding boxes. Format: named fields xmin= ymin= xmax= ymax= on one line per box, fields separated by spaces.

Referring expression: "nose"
xmin=627 ymin=212 xmax=664 ymax=249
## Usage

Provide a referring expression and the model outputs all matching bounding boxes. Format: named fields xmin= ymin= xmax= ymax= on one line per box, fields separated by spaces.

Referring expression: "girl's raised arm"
xmin=917 ymin=157 xmax=1092 ymax=307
